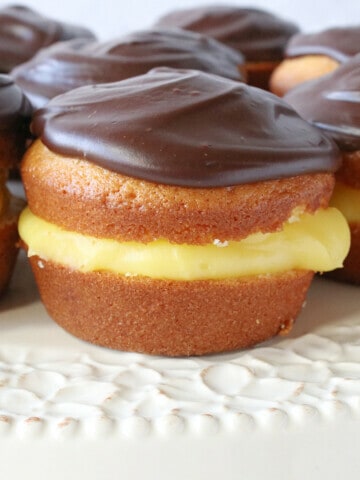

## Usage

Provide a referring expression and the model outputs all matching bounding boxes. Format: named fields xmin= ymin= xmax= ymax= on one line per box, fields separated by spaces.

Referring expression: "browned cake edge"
xmin=0 ymin=196 xmax=24 ymax=295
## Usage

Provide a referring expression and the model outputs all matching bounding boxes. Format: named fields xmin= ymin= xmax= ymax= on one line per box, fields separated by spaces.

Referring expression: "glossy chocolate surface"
xmin=155 ymin=6 xmax=299 ymax=61
xmin=0 ymin=5 xmax=95 ymax=72
xmin=0 ymin=74 xmax=32 ymax=129
xmin=285 ymin=55 xmax=360 ymax=151
xmin=286 ymin=26 xmax=360 ymax=63
xmin=32 ymin=68 xmax=339 ymax=187
xmin=12 ymin=29 xmax=244 ymax=109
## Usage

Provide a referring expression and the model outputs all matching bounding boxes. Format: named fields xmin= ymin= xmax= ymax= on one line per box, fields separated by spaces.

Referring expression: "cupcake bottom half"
xmin=28 ymin=257 xmax=313 ymax=356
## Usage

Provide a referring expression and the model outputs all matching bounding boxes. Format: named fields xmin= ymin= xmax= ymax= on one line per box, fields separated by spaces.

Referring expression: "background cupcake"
xmin=0 ymin=75 xmax=31 ymax=294
xmin=154 ymin=5 xmax=299 ymax=89
xmin=0 ymin=4 xmax=96 ymax=73
xmin=285 ymin=54 xmax=360 ymax=283
xmin=11 ymin=28 xmax=245 ymax=109
xmin=270 ymin=25 xmax=360 ymax=96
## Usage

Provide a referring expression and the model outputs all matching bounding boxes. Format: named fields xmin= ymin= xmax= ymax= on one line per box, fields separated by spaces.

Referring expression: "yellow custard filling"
xmin=330 ymin=181 xmax=360 ymax=223
xmin=19 ymin=207 xmax=350 ymax=281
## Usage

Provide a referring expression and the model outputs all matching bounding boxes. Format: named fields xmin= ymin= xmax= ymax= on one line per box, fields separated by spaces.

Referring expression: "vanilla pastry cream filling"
xmin=19 ymin=206 xmax=350 ymax=281
xmin=330 ymin=181 xmax=360 ymax=224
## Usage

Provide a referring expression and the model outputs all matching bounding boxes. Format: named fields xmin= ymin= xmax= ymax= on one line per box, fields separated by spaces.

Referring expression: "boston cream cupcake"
xmin=0 ymin=4 xmax=95 ymax=73
xmin=0 ymin=75 xmax=31 ymax=294
xmin=11 ymin=28 xmax=245 ymax=109
xmin=270 ymin=26 xmax=360 ymax=96
xmin=285 ymin=55 xmax=360 ymax=283
xmin=154 ymin=6 xmax=299 ymax=89
xmin=19 ymin=68 xmax=349 ymax=355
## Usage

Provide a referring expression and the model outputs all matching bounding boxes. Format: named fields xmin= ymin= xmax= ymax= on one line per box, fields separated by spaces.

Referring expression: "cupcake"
xmin=270 ymin=26 xmax=360 ymax=96
xmin=0 ymin=4 xmax=96 ymax=73
xmin=0 ymin=75 xmax=31 ymax=294
xmin=11 ymin=28 xmax=245 ymax=109
xmin=285 ymin=54 xmax=360 ymax=283
xmin=154 ymin=6 xmax=299 ymax=89
xmin=19 ymin=68 xmax=349 ymax=355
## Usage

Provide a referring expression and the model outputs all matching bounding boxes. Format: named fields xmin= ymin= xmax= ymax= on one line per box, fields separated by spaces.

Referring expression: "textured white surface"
xmin=1 ymin=249 xmax=360 ymax=479
xmin=0 ymin=1 xmax=358 ymax=476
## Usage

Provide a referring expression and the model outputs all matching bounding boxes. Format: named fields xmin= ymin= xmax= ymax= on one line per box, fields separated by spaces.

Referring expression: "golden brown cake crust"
xmin=336 ymin=150 xmax=360 ymax=189
xmin=0 ymin=195 xmax=24 ymax=294
xmin=269 ymin=55 xmax=340 ymax=97
xmin=21 ymin=140 xmax=335 ymax=244
xmin=28 ymin=254 xmax=313 ymax=356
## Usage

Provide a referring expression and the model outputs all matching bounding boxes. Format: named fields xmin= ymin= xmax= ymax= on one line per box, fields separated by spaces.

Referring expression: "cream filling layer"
xmin=330 ymin=181 xmax=360 ymax=224
xmin=19 ymin=207 xmax=350 ymax=281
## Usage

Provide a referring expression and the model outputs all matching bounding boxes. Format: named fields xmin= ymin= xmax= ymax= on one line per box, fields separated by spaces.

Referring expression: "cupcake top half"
xmin=11 ymin=29 xmax=245 ymax=109
xmin=0 ymin=4 xmax=96 ymax=73
xmin=31 ymin=67 xmax=340 ymax=187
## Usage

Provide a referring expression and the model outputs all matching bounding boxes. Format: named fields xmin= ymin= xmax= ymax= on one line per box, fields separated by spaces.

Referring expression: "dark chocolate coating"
xmin=11 ymin=29 xmax=245 ymax=109
xmin=285 ymin=54 xmax=360 ymax=151
xmin=154 ymin=6 xmax=299 ymax=61
xmin=0 ymin=74 xmax=32 ymax=129
xmin=286 ymin=26 xmax=360 ymax=63
xmin=0 ymin=5 xmax=95 ymax=72
xmin=32 ymin=68 xmax=339 ymax=187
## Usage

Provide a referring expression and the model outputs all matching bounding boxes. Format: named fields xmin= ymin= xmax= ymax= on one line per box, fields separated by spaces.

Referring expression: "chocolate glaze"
xmin=32 ymin=68 xmax=339 ymax=187
xmin=0 ymin=74 xmax=32 ymax=129
xmin=286 ymin=26 xmax=360 ymax=63
xmin=11 ymin=29 xmax=244 ymax=109
xmin=285 ymin=54 xmax=360 ymax=151
xmin=0 ymin=5 xmax=95 ymax=72
xmin=154 ymin=6 xmax=299 ymax=62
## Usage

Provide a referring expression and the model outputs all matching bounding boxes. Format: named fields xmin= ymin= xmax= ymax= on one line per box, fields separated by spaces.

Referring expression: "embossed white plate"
xmin=1 ymin=199 xmax=360 ymax=479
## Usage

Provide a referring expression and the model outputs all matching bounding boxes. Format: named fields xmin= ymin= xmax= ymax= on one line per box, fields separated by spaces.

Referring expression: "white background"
xmin=0 ymin=0 xmax=358 ymax=41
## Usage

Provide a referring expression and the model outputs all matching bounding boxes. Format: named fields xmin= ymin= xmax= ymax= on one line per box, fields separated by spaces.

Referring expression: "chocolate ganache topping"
xmin=0 ymin=5 xmax=95 ymax=72
xmin=0 ymin=74 xmax=32 ymax=129
xmin=285 ymin=54 xmax=360 ymax=151
xmin=286 ymin=26 xmax=360 ymax=63
xmin=32 ymin=68 xmax=339 ymax=187
xmin=154 ymin=6 xmax=299 ymax=62
xmin=11 ymin=29 xmax=244 ymax=109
